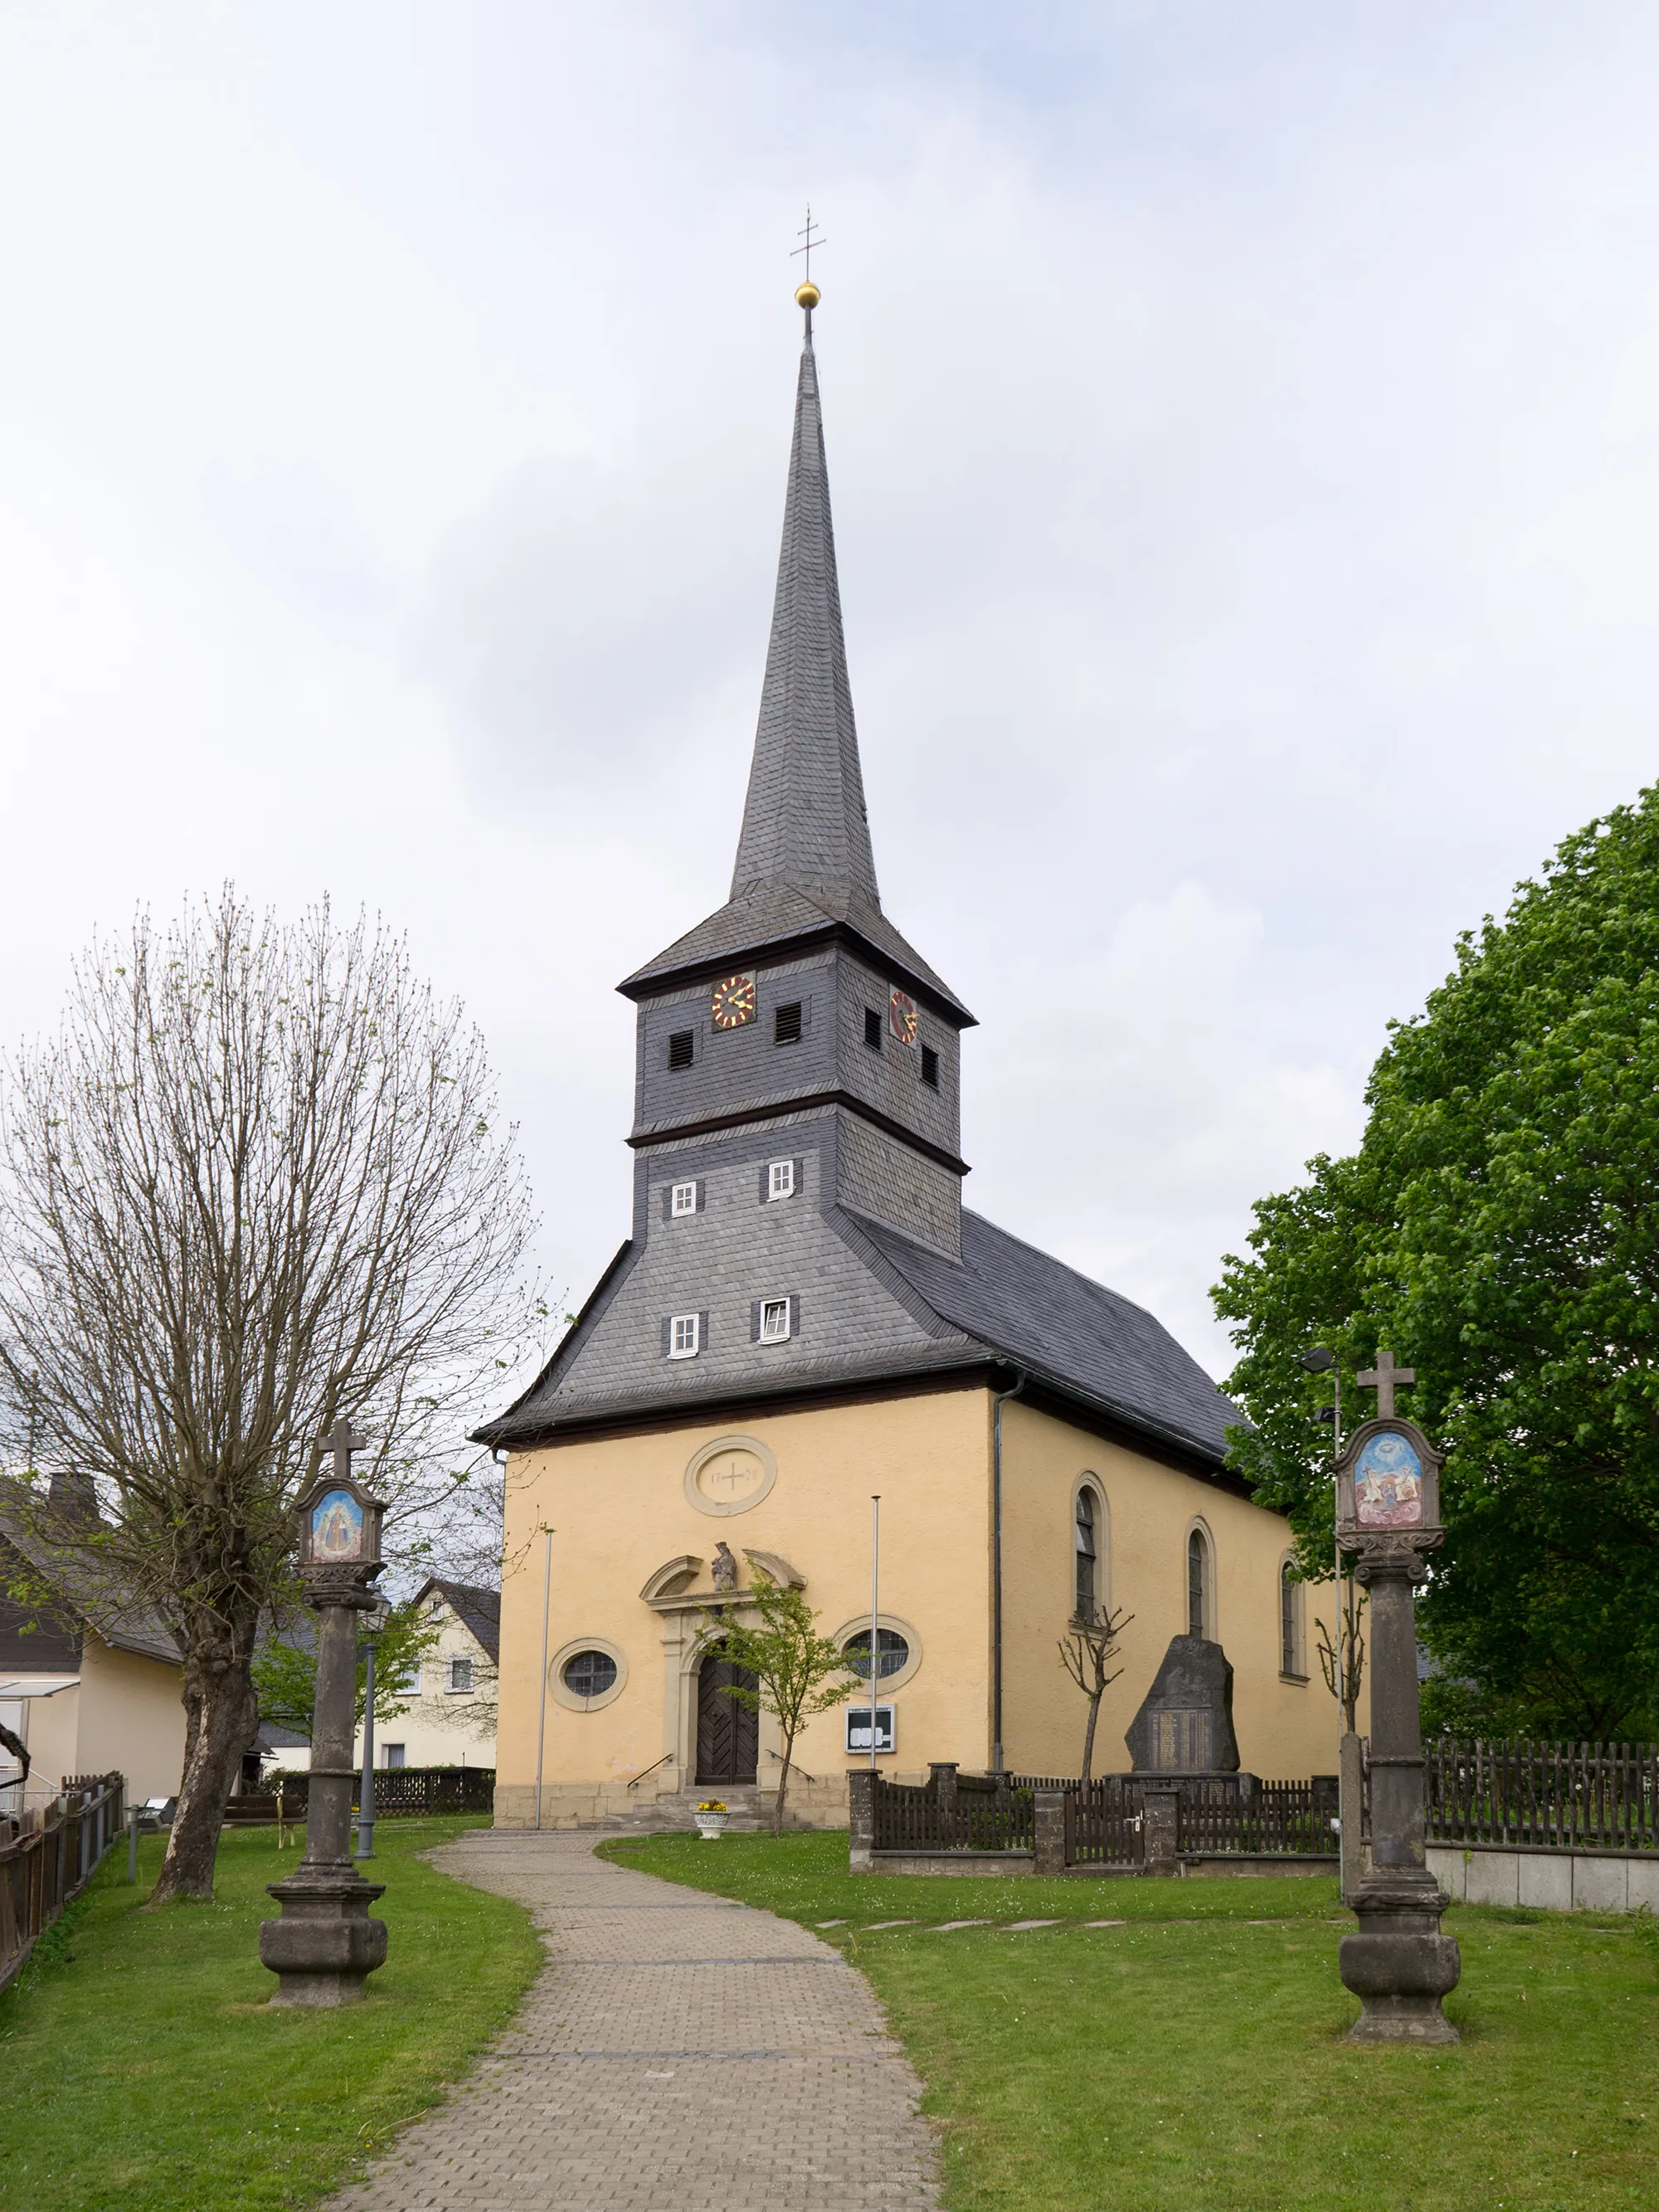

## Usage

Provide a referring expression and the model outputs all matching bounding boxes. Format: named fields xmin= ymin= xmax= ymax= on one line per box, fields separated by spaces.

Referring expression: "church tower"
xmin=491 ymin=295 xmax=996 ymax=1438
xmin=620 ymin=305 xmax=973 ymax=1266
xmin=482 ymin=288 xmax=1338 ymax=1829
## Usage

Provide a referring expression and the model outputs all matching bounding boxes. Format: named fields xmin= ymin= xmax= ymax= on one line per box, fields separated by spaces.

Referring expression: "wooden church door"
xmin=695 ymin=1649 xmax=759 ymax=1785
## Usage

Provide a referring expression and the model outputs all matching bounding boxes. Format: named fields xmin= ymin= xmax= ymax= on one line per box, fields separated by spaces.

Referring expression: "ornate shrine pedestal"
xmin=1331 ymin=1362 xmax=1460 ymax=2044
xmin=260 ymin=1426 xmax=389 ymax=2009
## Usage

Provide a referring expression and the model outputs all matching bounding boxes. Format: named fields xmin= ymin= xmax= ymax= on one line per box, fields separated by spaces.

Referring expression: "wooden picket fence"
xmin=0 ymin=1772 xmax=125 ymax=1995
xmin=870 ymin=1770 xmax=1040 ymax=1853
xmin=1070 ymin=1776 xmax=1147 ymax=1867
xmin=1423 ymin=1740 xmax=1659 ymax=1853
xmin=869 ymin=1766 xmax=1336 ymax=1863
xmin=265 ymin=1766 xmax=494 ymax=1820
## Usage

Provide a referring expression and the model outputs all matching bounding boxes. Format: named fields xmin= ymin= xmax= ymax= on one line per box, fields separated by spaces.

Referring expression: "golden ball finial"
xmin=795 ymin=280 xmax=821 ymax=311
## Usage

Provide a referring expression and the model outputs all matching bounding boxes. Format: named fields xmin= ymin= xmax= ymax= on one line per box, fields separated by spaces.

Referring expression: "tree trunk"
xmin=773 ymin=1734 xmax=794 ymax=1837
xmin=1081 ymin=1691 xmax=1102 ymax=1785
xmin=150 ymin=1637 xmax=258 ymax=1903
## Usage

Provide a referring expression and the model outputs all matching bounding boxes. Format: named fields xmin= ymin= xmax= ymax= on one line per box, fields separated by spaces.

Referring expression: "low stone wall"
xmin=868 ymin=1850 xmax=1037 ymax=1876
xmin=493 ymin=1771 xmax=852 ymax=1831
xmin=1428 ymin=1841 xmax=1659 ymax=1913
xmin=1179 ymin=1854 xmax=1339 ymax=1879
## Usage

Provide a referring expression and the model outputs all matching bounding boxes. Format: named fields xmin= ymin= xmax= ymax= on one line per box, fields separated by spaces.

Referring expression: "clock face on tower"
xmin=888 ymin=989 xmax=918 ymax=1046
xmin=710 ymin=972 xmax=757 ymax=1030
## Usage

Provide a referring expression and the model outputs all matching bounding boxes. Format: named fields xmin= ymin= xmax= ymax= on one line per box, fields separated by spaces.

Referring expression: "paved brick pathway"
xmin=331 ymin=1830 xmax=941 ymax=2210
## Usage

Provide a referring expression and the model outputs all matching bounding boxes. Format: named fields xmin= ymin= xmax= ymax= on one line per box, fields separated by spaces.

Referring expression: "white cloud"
xmin=2 ymin=2 xmax=1657 ymax=1400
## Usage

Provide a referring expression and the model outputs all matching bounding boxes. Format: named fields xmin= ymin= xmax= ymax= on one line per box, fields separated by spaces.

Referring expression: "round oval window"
xmin=562 ymin=1649 xmax=619 ymax=1701
xmin=844 ymin=1627 xmax=908 ymax=1682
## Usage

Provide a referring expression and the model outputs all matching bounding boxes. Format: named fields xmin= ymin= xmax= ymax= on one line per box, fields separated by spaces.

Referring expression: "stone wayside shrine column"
xmin=260 ymin=1420 xmax=390 ymax=2008
xmin=1335 ymin=1352 xmax=1461 ymax=2044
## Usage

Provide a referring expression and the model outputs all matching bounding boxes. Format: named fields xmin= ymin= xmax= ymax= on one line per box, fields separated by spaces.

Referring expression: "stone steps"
xmin=577 ymin=1784 xmax=815 ymax=1834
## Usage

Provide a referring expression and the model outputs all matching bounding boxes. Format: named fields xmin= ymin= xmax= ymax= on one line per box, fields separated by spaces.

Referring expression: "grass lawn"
xmin=0 ymin=1818 xmax=542 ymax=2212
xmin=600 ymin=1829 xmax=1659 ymax=2211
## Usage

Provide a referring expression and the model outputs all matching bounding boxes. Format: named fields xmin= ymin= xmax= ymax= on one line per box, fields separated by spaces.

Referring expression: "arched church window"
xmin=1279 ymin=1559 xmax=1306 ymax=1677
xmin=1074 ymin=1486 xmax=1099 ymax=1621
xmin=844 ymin=1627 xmax=908 ymax=1683
xmin=1187 ymin=1528 xmax=1210 ymax=1640
xmin=562 ymin=1649 xmax=619 ymax=1702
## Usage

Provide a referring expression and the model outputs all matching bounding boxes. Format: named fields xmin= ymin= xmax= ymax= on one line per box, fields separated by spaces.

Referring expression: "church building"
xmin=481 ymin=288 xmax=1338 ymax=1829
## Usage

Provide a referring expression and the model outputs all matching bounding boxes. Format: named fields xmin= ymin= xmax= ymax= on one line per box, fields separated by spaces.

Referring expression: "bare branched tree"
xmin=0 ymin=889 xmax=538 ymax=1903
xmin=1058 ymin=1605 xmax=1133 ymax=1783
xmin=1316 ymin=1582 xmax=1368 ymax=1734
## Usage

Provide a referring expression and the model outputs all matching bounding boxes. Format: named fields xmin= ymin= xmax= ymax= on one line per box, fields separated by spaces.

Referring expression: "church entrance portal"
xmin=695 ymin=1649 xmax=759 ymax=1785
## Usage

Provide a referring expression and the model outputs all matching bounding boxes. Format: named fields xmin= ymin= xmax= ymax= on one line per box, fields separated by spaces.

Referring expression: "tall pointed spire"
xmin=619 ymin=281 xmax=971 ymax=1025
xmin=729 ymin=324 xmax=878 ymax=912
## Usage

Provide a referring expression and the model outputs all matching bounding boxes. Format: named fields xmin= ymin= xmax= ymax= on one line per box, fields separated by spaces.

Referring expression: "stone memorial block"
xmin=1124 ymin=1634 xmax=1239 ymax=1773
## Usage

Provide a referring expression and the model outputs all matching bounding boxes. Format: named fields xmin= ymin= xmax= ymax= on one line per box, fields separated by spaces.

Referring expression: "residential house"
xmin=0 ymin=1473 xmax=186 ymax=1812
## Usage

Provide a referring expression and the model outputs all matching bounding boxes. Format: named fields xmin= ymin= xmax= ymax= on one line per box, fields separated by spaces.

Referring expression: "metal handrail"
xmin=625 ymin=1752 xmax=674 ymax=1792
xmin=768 ymin=1748 xmax=817 ymax=1783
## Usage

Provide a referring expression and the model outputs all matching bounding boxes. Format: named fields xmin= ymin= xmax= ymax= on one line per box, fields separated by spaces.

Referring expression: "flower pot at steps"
xmin=693 ymin=1813 xmax=729 ymax=1840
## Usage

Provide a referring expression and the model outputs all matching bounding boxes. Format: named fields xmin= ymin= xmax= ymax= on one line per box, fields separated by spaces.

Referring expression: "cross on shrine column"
xmin=320 ymin=1417 xmax=367 ymax=1483
xmin=1355 ymin=1347 xmax=1415 ymax=1420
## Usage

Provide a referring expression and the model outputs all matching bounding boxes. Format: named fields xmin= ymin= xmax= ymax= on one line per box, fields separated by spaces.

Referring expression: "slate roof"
xmin=620 ymin=880 xmax=971 ymax=1021
xmin=0 ymin=1482 xmax=182 ymax=1668
xmin=481 ymin=1196 xmax=1239 ymax=1470
xmin=414 ymin=1577 xmax=500 ymax=1665
xmin=620 ymin=329 xmax=971 ymax=1024
xmin=862 ymin=1210 xmax=1242 ymax=1465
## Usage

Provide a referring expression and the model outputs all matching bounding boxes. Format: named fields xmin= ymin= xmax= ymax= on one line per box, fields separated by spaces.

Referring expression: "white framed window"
xmin=447 ymin=1657 xmax=474 ymax=1693
xmin=766 ymin=1160 xmax=795 ymax=1201
xmin=406 ymin=1664 xmax=424 ymax=1698
xmin=671 ymin=1181 xmax=698 ymax=1216
xmin=669 ymin=1313 xmax=700 ymax=1359
xmin=759 ymin=1297 xmax=791 ymax=1344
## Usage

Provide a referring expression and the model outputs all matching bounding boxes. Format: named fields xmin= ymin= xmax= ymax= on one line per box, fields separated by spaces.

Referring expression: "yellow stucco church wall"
xmin=495 ymin=1380 xmax=1360 ymax=1828
xmin=496 ymin=1386 xmax=995 ymax=1826
xmin=997 ymin=1398 xmax=1355 ymax=1781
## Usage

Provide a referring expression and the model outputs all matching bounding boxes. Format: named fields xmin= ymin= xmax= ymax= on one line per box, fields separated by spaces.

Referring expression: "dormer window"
xmin=766 ymin=1161 xmax=795 ymax=1201
xmin=759 ymin=1297 xmax=792 ymax=1344
xmin=671 ymin=1182 xmax=698 ymax=1216
xmin=669 ymin=1313 xmax=700 ymax=1359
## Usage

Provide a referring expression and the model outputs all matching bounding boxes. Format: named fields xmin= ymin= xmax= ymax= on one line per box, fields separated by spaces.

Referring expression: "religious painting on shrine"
xmin=1352 ymin=1431 xmax=1423 ymax=1528
xmin=294 ymin=1422 xmax=385 ymax=1572
xmin=1335 ymin=1408 xmax=1443 ymax=1544
xmin=310 ymin=1488 xmax=366 ymax=1562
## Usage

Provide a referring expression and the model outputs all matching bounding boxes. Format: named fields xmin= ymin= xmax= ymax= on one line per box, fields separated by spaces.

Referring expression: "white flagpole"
xmin=534 ymin=1525 xmax=552 ymax=1830
xmin=870 ymin=1495 xmax=881 ymax=1771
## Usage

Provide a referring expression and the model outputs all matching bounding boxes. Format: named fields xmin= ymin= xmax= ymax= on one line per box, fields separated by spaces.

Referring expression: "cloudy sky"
xmin=3 ymin=5 xmax=1657 ymax=1394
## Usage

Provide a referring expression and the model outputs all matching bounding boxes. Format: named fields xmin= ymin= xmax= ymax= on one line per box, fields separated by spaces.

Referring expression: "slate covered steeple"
xmin=620 ymin=309 xmax=971 ymax=1023
xmin=729 ymin=334 xmax=879 ymax=913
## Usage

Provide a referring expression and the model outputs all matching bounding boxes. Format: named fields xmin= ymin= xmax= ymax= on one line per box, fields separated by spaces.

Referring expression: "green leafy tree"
xmin=702 ymin=1573 xmax=859 ymax=1834
xmin=251 ymin=1605 xmax=440 ymax=1741
xmin=1214 ymin=787 xmax=1659 ymax=1742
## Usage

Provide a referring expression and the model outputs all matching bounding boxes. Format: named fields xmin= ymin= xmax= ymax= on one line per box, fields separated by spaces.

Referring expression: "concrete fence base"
xmin=1427 ymin=1842 xmax=1659 ymax=1913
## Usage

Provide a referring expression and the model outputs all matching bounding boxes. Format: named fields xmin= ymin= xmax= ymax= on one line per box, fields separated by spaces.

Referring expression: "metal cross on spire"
xmin=791 ymin=205 xmax=825 ymax=285
xmin=1355 ymin=1347 xmax=1416 ymax=1420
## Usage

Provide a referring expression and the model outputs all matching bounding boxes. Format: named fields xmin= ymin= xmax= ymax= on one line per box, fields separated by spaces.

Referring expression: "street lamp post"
xmin=259 ymin=1420 xmax=390 ymax=2009
xmin=355 ymin=1597 xmax=392 ymax=1864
